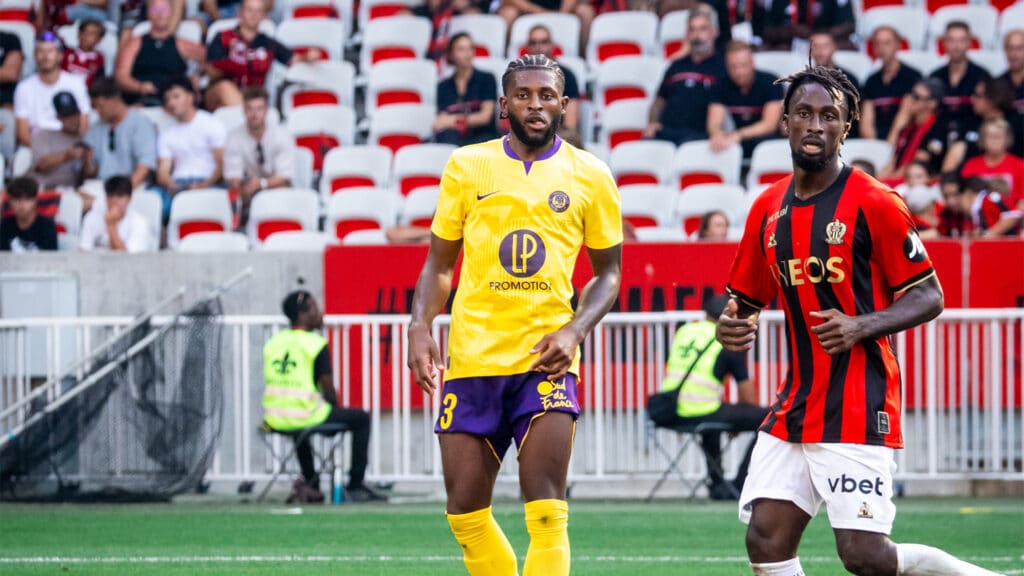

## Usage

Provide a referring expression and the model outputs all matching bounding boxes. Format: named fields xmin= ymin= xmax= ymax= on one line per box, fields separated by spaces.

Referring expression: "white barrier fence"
xmin=1 ymin=310 xmax=1022 ymax=489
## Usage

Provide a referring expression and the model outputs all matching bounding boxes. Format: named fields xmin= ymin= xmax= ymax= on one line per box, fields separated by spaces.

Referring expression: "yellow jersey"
xmin=431 ymin=135 xmax=623 ymax=381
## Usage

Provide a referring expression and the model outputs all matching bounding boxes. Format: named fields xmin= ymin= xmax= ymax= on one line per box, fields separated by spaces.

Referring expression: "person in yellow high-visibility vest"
xmin=263 ymin=290 xmax=384 ymax=503
xmin=658 ymin=294 xmax=769 ymax=500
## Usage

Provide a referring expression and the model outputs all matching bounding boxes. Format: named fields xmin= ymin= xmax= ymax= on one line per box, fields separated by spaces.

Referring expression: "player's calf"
xmin=834 ymin=530 xmax=898 ymax=575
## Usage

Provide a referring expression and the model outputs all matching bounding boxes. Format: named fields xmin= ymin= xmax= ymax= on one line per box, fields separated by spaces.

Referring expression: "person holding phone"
xmin=29 ymin=91 xmax=91 ymax=189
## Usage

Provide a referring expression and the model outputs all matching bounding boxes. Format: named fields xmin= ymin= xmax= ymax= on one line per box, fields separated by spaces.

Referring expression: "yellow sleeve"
xmin=430 ymin=152 xmax=466 ymax=241
xmin=583 ymin=160 xmax=624 ymax=250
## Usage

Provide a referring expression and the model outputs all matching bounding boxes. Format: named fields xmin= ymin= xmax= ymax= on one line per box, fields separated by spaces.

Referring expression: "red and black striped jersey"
xmin=727 ymin=166 xmax=937 ymax=449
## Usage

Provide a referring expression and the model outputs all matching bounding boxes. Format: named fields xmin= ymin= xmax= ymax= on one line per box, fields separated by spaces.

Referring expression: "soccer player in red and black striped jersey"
xmin=718 ymin=66 xmax=1002 ymax=576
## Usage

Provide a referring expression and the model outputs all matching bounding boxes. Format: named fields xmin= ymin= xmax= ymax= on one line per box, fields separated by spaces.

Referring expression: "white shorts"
xmin=738 ymin=432 xmax=898 ymax=534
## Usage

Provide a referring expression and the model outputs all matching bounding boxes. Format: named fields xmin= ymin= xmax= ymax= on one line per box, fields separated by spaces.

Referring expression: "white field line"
xmin=0 ymin=555 xmax=1019 ymax=565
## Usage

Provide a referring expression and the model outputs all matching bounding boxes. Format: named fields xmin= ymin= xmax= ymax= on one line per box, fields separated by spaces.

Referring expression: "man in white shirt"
xmin=155 ymin=77 xmax=226 ymax=219
xmin=224 ymin=85 xmax=294 ymax=226
xmin=13 ymin=31 xmax=90 ymax=148
xmin=79 ymin=175 xmax=152 ymax=253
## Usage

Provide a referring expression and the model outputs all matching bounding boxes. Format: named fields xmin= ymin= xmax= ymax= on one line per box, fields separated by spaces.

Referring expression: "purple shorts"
xmin=434 ymin=372 xmax=580 ymax=460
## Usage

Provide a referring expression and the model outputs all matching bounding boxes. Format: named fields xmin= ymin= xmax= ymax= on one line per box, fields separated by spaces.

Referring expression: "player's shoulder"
xmin=845 ymin=167 xmax=907 ymax=210
xmin=749 ymin=176 xmax=791 ymax=218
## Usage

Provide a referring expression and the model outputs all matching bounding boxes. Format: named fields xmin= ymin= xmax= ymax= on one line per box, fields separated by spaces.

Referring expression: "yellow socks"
xmin=523 ymin=499 xmax=570 ymax=576
xmin=447 ymin=506 xmax=519 ymax=576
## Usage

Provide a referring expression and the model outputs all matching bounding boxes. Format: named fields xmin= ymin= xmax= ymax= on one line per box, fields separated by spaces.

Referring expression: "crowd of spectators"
xmin=0 ymin=0 xmax=1022 ymax=253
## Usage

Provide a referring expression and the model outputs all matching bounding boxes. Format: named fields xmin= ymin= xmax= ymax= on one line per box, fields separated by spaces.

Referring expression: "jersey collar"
xmin=503 ymin=134 xmax=562 ymax=175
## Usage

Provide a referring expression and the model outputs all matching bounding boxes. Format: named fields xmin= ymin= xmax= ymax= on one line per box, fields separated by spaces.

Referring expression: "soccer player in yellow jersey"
xmin=407 ymin=54 xmax=623 ymax=576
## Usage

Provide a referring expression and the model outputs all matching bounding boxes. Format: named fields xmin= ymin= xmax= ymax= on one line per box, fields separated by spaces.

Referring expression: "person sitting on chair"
xmin=262 ymin=290 xmax=385 ymax=503
xmin=650 ymin=294 xmax=769 ymax=500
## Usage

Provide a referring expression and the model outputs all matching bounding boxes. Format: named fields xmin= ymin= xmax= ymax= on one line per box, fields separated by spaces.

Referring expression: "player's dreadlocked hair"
xmin=776 ymin=66 xmax=861 ymax=123
xmin=501 ymin=54 xmax=565 ymax=96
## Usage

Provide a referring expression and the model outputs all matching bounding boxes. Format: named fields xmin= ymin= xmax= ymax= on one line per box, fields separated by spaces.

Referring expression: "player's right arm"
xmin=408 ymin=235 xmax=462 ymax=396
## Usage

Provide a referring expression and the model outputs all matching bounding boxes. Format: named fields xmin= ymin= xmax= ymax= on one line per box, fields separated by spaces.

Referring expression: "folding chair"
xmin=257 ymin=420 xmax=350 ymax=503
xmin=645 ymin=418 xmax=738 ymax=501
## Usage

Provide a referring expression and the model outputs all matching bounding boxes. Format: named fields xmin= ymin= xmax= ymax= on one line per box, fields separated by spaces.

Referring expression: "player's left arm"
xmin=529 ymin=243 xmax=622 ymax=380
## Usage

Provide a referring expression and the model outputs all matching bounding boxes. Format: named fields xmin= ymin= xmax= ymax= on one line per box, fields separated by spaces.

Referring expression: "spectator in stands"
xmin=860 ymin=26 xmax=921 ymax=142
xmin=937 ymin=172 xmax=972 ymax=238
xmin=959 ymin=118 xmax=1024 ymax=210
xmin=706 ymin=41 xmax=782 ymax=159
xmin=959 ymin=176 xmax=1022 ymax=237
xmin=225 ymin=86 xmax=294 ymax=226
xmin=1002 ymin=30 xmax=1024 ymax=129
xmin=0 ymin=29 xmax=24 ymax=161
xmin=79 ymin=175 xmax=153 ymax=252
xmin=902 ymin=180 xmax=941 ymax=239
xmin=0 ymin=177 xmax=58 ymax=252
xmin=696 ymin=210 xmax=729 ymax=241
xmin=262 ymin=290 xmax=385 ymax=503
xmin=944 ymin=79 xmax=1022 ymax=170
xmin=809 ymin=32 xmax=859 ymax=91
xmin=155 ymin=77 xmax=226 ymax=218
xmin=82 ymin=77 xmax=158 ymax=189
xmin=28 ymin=92 xmax=88 ymax=190
xmin=199 ymin=0 xmax=241 ymax=24
xmin=497 ymin=0 xmax=594 ymax=57
xmin=14 ymin=32 xmax=90 ymax=148
xmin=385 ymin=224 xmax=432 ymax=244
xmin=433 ymin=33 xmax=498 ymax=147
xmin=929 ymin=21 xmax=990 ymax=143
xmin=849 ymin=158 xmax=876 ymax=177
xmin=758 ymin=0 xmax=855 ymax=52
xmin=880 ymin=79 xmax=946 ymax=181
xmin=117 ymin=0 xmax=184 ymax=53
xmin=645 ymin=6 xmax=725 ymax=146
xmin=36 ymin=0 xmax=109 ymax=32
xmin=115 ymin=0 xmax=204 ymax=107
xmin=205 ymin=0 xmax=323 ymax=111
xmin=412 ymin=0 xmax=482 ymax=62
xmin=525 ymin=24 xmax=581 ymax=146
xmin=61 ymin=19 xmax=106 ymax=87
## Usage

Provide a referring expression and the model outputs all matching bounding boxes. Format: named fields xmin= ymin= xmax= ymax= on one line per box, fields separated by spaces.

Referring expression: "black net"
xmin=0 ymin=298 xmax=224 ymax=502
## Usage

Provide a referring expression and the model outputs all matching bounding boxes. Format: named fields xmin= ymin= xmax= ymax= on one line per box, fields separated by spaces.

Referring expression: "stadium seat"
xmin=896 ymin=51 xmax=944 ymax=77
xmin=58 ymin=22 xmax=118 ymax=76
xmin=470 ymin=56 xmax=508 ymax=95
xmin=672 ymin=140 xmax=742 ymax=190
xmin=392 ymin=143 xmax=454 ymax=196
xmin=357 ymin=0 xmax=420 ymax=30
xmin=450 ymin=14 xmax=507 ymax=58
xmin=841 ymin=139 xmax=893 ymax=175
xmin=593 ymin=56 xmax=665 ymax=109
xmin=633 ymin=226 xmax=687 ymax=243
xmin=275 ymin=18 xmax=344 ymax=61
xmin=556 ymin=55 xmax=589 ymax=97
xmin=658 ymin=9 xmax=688 ymax=59
xmin=753 ymin=51 xmax=805 ymax=84
xmin=619 ymin=185 xmax=675 ymax=228
xmin=280 ymin=0 xmax=339 ymax=20
xmin=138 ymin=106 xmax=176 ymax=131
xmin=246 ymin=188 xmax=319 ymax=245
xmin=400 ymin=185 xmax=439 ymax=227
xmin=367 ymin=104 xmax=435 ymax=155
xmin=133 ymin=20 xmax=202 ymax=44
xmin=860 ymin=0 xmax=904 ymax=10
xmin=608 ymin=140 xmax=676 ymax=187
xmin=177 ymin=231 xmax=250 ymax=252
xmin=746 ymin=139 xmax=792 ymax=189
xmin=507 ymin=13 xmax=580 ymax=59
xmin=320 ymin=145 xmax=393 ymax=198
xmin=598 ymin=100 xmax=649 ymax=150
xmin=205 ymin=17 xmax=275 ymax=44
xmin=54 ymin=190 xmax=83 ymax=239
xmin=586 ymin=11 xmax=658 ymax=65
xmin=967 ymin=50 xmax=1008 ymax=77
xmin=585 ymin=142 xmax=610 ymax=164
xmin=280 ymin=61 xmax=356 ymax=117
xmin=293 ymin=146 xmax=315 ymax=191
xmin=999 ymin=4 xmax=1024 ymax=42
xmin=833 ymin=51 xmax=873 ymax=86
xmin=673 ymin=183 xmax=746 ymax=237
xmin=212 ymin=105 xmax=282 ymax=133
xmin=360 ymin=16 xmax=431 ymax=72
xmin=130 ymin=189 xmax=164 ymax=251
xmin=646 ymin=419 xmax=739 ymax=500
xmin=365 ymin=59 xmax=437 ymax=118
xmin=0 ymin=21 xmax=33 ymax=75
xmin=928 ymin=5 xmax=998 ymax=53
xmin=326 ymin=187 xmax=399 ymax=240
xmin=285 ymin=104 xmax=356 ymax=171
xmin=0 ymin=0 xmax=33 ymax=21
xmin=261 ymin=230 xmax=340 ymax=252
xmin=167 ymin=189 xmax=233 ymax=249
xmin=858 ymin=7 xmax=928 ymax=55
xmin=10 ymin=146 xmax=30 ymax=177
xmin=340 ymin=228 xmax=389 ymax=244
xmin=925 ymin=0 xmax=969 ymax=14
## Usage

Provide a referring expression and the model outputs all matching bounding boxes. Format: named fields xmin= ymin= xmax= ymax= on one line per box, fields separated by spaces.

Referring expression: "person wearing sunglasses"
xmin=879 ymin=79 xmax=946 ymax=181
xmin=81 ymin=77 xmax=158 ymax=190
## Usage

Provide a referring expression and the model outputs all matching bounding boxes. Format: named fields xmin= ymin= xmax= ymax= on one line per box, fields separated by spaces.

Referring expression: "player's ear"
xmin=781 ymin=114 xmax=789 ymax=136
xmin=498 ymin=96 xmax=508 ymax=120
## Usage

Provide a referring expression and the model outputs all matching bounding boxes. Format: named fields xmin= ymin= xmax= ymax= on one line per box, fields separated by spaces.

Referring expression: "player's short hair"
xmin=105 ymin=175 xmax=133 ymax=197
xmin=282 ymin=290 xmax=314 ymax=324
xmin=242 ymin=85 xmax=269 ymax=103
xmin=945 ymin=20 xmax=971 ymax=36
xmin=502 ymin=54 xmax=565 ymax=96
xmin=6 ymin=176 xmax=39 ymax=199
xmin=777 ymin=65 xmax=861 ymax=123
xmin=79 ymin=18 xmax=106 ymax=38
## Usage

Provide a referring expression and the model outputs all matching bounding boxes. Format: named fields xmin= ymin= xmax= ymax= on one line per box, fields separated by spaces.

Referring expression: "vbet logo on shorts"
xmin=827 ymin=474 xmax=885 ymax=496
xmin=492 ymin=229 xmax=551 ymax=291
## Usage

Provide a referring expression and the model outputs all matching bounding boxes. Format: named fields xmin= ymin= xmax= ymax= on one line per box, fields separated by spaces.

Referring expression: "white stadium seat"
xmin=634 ymin=226 xmax=687 ymax=243
xmin=673 ymin=140 xmax=742 ymax=190
xmin=326 ymin=187 xmax=399 ymax=241
xmin=658 ymin=9 xmax=689 ymax=60
xmin=130 ymin=189 xmax=164 ymax=252
xmin=896 ymin=51 xmax=944 ymax=77
xmin=753 ymin=51 xmax=805 ymax=83
xmin=507 ymin=13 xmax=580 ymax=59
xmin=246 ymin=188 xmax=320 ymax=245
xmin=365 ymin=59 xmax=437 ymax=118
xmin=177 ymin=231 xmax=250 ymax=252
xmin=367 ymin=104 xmax=436 ymax=155
xmin=586 ymin=11 xmax=658 ymax=65
xmin=400 ymin=185 xmax=439 ymax=226
xmin=360 ymin=16 xmax=431 ymax=72
xmin=746 ymin=139 xmax=793 ymax=189
xmin=320 ymin=145 xmax=393 ymax=198
xmin=275 ymin=18 xmax=344 ymax=61
xmin=619 ymin=184 xmax=675 ymax=228
xmin=841 ymin=139 xmax=893 ymax=175
xmin=262 ymin=230 xmax=340 ymax=252
xmin=450 ymin=14 xmax=507 ymax=59
xmin=833 ymin=51 xmax=873 ymax=86
xmin=673 ymin=183 xmax=746 ymax=237
xmin=608 ymin=140 xmax=676 ymax=187
xmin=598 ymin=100 xmax=649 ymax=150
xmin=593 ymin=56 xmax=665 ymax=109
xmin=167 ymin=189 xmax=233 ymax=249
xmin=858 ymin=7 xmax=928 ymax=52
xmin=281 ymin=61 xmax=357 ymax=117
xmin=392 ymin=143 xmax=455 ymax=196
xmin=286 ymin=104 xmax=356 ymax=171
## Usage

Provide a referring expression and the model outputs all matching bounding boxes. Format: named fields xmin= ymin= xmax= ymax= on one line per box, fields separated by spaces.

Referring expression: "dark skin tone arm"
xmin=317 ymin=373 xmax=338 ymax=406
xmin=407 ymin=234 xmax=463 ymax=396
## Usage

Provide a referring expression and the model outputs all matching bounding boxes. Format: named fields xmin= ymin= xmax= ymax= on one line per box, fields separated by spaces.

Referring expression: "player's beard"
xmin=791 ymin=146 xmax=836 ymax=173
xmin=508 ymin=110 xmax=562 ymax=148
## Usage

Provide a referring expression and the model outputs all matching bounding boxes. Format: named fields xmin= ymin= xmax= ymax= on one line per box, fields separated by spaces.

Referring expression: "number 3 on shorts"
xmin=439 ymin=392 xmax=458 ymax=430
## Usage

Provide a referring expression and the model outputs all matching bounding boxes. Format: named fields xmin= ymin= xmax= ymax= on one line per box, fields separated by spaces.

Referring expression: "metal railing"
xmin=2 ymin=309 xmax=1022 ymax=487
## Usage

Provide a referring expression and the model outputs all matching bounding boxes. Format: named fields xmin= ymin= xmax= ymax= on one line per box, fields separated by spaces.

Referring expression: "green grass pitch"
xmin=1 ymin=498 xmax=1021 ymax=575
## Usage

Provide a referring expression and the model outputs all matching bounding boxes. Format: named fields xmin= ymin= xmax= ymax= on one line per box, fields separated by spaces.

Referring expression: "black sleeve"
xmin=713 ymin=349 xmax=749 ymax=383
xmin=2 ymin=32 xmax=21 ymax=55
xmin=206 ymin=32 xmax=227 ymax=61
xmin=0 ymin=219 xmax=11 ymax=251
xmin=39 ymin=217 xmax=58 ymax=251
xmin=269 ymin=37 xmax=293 ymax=65
xmin=313 ymin=345 xmax=331 ymax=380
xmin=561 ymin=66 xmax=579 ymax=99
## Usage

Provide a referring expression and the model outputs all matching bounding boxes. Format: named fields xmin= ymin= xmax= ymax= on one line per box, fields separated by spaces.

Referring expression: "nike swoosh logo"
xmin=476 ymin=190 xmax=500 ymax=200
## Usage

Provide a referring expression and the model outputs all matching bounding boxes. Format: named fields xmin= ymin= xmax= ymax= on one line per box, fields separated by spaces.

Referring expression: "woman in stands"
xmin=432 ymin=32 xmax=498 ymax=147
xmin=115 ymin=0 xmax=203 ymax=107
